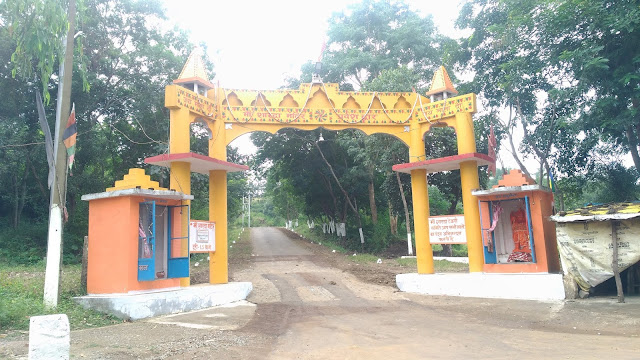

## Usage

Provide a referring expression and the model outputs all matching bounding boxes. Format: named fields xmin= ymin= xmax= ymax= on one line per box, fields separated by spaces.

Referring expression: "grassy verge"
xmin=229 ymin=226 xmax=252 ymax=265
xmin=349 ymin=254 xmax=380 ymax=264
xmin=294 ymin=226 xmax=349 ymax=253
xmin=396 ymin=258 xmax=469 ymax=272
xmin=0 ymin=263 xmax=119 ymax=333
xmin=1 ymin=225 xmax=256 ymax=334
xmin=292 ymin=225 xmax=469 ymax=272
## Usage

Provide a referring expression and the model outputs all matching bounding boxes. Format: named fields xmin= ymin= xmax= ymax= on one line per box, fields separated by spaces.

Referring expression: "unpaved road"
xmin=2 ymin=227 xmax=640 ymax=359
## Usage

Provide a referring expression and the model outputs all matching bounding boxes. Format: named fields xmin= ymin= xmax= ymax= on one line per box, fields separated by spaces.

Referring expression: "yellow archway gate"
xmin=146 ymin=50 xmax=492 ymax=286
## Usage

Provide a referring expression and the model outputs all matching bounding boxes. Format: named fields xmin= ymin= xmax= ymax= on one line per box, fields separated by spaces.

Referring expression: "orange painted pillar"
xmin=409 ymin=119 xmax=434 ymax=274
xmin=455 ymin=112 xmax=483 ymax=272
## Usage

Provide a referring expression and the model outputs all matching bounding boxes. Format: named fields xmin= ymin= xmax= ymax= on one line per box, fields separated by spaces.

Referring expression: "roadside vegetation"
xmin=0 ymin=263 xmax=119 ymax=333
xmin=291 ymin=224 xmax=468 ymax=272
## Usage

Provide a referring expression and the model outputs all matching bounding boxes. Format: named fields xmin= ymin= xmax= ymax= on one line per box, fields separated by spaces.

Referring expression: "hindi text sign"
xmin=189 ymin=220 xmax=215 ymax=253
xmin=428 ymin=215 xmax=466 ymax=244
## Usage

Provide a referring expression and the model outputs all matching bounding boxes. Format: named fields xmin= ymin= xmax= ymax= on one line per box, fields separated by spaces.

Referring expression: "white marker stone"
xmin=28 ymin=314 xmax=70 ymax=360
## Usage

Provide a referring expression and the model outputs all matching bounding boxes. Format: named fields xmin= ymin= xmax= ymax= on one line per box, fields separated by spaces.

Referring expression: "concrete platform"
xmin=74 ymin=282 xmax=252 ymax=320
xmin=396 ymin=273 xmax=565 ymax=301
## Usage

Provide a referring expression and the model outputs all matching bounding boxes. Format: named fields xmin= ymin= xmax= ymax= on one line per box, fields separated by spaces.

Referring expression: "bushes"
xmin=366 ymin=213 xmax=395 ymax=253
xmin=0 ymin=218 xmax=48 ymax=265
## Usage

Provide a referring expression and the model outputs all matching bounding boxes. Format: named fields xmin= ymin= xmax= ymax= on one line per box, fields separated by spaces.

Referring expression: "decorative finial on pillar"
xmin=173 ymin=47 xmax=214 ymax=96
xmin=425 ymin=66 xmax=458 ymax=102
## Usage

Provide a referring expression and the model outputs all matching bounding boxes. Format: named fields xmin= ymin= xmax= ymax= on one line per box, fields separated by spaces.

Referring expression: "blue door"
xmin=524 ymin=196 xmax=536 ymax=263
xmin=138 ymin=201 xmax=156 ymax=281
xmin=167 ymin=204 xmax=190 ymax=278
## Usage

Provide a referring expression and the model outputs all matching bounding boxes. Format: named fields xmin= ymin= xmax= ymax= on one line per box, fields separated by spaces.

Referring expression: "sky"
xmin=162 ymin=0 xmax=465 ymax=90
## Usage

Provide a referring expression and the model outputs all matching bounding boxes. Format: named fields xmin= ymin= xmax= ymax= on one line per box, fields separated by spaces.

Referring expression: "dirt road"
xmin=3 ymin=227 xmax=640 ymax=359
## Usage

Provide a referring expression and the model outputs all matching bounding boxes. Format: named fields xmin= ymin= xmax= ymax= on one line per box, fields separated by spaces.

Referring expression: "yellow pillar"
xmin=168 ymin=106 xmax=193 ymax=287
xmin=169 ymin=107 xmax=191 ymax=153
xmin=455 ymin=112 xmax=483 ymax=272
xmin=209 ymin=92 xmax=228 ymax=284
xmin=209 ymin=170 xmax=228 ymax=284
xmin=411 ymin=169 xmax=434 ymax=274
xmin=409 ymin=120 xmax=434 ymax=274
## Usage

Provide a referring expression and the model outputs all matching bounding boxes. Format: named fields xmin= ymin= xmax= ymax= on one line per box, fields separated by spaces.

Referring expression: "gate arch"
xmin=146 ymin=50 xmax=492 ymax=285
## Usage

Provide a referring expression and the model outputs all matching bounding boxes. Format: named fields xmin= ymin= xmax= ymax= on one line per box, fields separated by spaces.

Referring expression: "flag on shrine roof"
xmin=63 ymin=103 xmax=77 ymax=175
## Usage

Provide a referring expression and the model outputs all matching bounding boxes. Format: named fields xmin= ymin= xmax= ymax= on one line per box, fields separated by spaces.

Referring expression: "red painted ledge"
xmin=392 ymin=152 xmax=494 ymax=174
xmin=145 ymin=152 xmax=249 ymax=174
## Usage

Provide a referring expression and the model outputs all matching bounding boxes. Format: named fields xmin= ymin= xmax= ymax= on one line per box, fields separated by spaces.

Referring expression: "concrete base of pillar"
xmin=396 ymin=273 xmax=565 ymax=301
xmin=74 ymin=282 xmax=252 ymax=320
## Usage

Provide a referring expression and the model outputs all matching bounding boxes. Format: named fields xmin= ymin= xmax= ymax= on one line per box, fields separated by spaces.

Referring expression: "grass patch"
xmin=0 ymin=263 xmax=119 ymax=332
xmin=348 ymin=253 xmax=379 ymax=264
xmin=396 ymin=258 xmax=417 ymax=267
xmin=229 ymin=226 xmax=252 ymax=262
xmin=395 ymin=258 xmax=469 ymax=272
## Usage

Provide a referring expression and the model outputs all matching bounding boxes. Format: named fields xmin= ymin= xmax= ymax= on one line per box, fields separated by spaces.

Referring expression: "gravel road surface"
xmin=2 ymin=227 xmax=639 ymax=359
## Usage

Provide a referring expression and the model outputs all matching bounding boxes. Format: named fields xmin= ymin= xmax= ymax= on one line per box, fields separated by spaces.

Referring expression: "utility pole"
xmin=242 ymin=196 xmax=245 ymax=227
xmin=248 ymin=194 xmax=251 ymax=228
xmin=43 ymin=0 xmax=76 ymax=309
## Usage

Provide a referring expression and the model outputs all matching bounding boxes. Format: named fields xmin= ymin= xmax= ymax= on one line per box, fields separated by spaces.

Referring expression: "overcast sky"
xmin=162 ymin=0 xmax=464 ymax=89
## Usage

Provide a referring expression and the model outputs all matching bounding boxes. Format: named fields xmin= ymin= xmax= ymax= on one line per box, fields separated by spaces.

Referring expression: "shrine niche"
xmin=81 ymin=169 xmax=193 ymax=294
xmin=473 ymin=170 xmax=561 ymax=273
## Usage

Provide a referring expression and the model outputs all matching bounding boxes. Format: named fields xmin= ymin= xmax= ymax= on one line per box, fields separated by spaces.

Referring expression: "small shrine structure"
xmin=81 ymin=169 xmax=193 ymax=294
xmin=473 ymin=169 xmax=560 ymax=273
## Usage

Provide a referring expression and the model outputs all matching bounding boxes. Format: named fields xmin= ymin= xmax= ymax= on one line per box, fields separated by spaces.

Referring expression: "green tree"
xmin=457 ymin=0 xmax=640 ymax=192
xmin=552 ymin=0 xmax=640 ymax=173
xmin=287 ymin=0 xmax=442 ymax=90
xmin=0 ymin=0 xmax=207 ymax=264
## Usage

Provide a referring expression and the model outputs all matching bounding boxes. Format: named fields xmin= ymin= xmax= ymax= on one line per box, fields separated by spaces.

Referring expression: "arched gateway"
xmin=144 ymin=49 xmax=493 ymax=285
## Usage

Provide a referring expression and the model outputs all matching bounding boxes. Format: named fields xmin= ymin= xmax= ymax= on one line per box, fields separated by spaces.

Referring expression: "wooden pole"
xmin=80 ymin=236 xmax=88 ymax=292
xmin=611 ymin=221 xmax=625 ymax=303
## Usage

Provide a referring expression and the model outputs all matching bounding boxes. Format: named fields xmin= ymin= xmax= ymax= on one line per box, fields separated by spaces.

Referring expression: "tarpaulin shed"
xmin=551 ymin=202 xmax=640 ymax=299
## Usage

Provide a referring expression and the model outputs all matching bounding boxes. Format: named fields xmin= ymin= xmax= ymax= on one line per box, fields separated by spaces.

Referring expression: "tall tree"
xmin=291 ymin=0 xmax=441 ymax=89
xmin=552 ymin=0 xmax=640 ymax=173
xmin=457 ymin=0 xmax=640 ymax=188
xmin=0 ymin=0 xmax=207 ymax=267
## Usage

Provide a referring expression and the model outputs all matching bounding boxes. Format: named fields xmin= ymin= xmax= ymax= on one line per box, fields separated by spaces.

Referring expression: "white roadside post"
xmin=43 ymin=0 xmax=76 ymax=308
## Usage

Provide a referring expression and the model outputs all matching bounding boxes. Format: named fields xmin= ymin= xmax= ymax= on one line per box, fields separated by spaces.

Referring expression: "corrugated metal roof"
xmin=551 ymin=202 xmax=640 ymax=222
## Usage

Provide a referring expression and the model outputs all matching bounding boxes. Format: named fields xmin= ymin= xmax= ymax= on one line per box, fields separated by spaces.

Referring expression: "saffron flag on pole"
xmin=488 ymin=124 xmax=497 ymax=177
xmin=318 ymin=38 xmax=327 ymax=62
xmin=62 ymin=103 xmax=77 ymax=175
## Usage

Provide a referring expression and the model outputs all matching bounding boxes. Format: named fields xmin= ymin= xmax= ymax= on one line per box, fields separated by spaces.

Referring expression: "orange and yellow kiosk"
xmin=81 ymin=169 xmax=193 ymax=294
xmin=473 ymin=169 xmax=560 ymax=273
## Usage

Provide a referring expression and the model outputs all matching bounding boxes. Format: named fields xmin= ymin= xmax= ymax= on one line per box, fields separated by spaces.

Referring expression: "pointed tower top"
xmin=425 ymin=66 xmax=458 ymax=97
xmin=174 ymin=47 xmax=214 ymax=92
